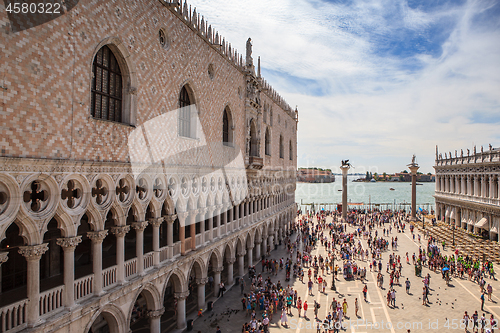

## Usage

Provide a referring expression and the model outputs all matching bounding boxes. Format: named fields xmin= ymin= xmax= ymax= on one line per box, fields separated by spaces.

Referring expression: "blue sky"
xmin=190 ymin=0 xmax=500 ymax=174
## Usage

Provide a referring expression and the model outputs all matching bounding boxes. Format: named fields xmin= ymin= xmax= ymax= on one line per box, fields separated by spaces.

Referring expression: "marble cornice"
xmin=434 ymin=194 xmax=500 ymax=214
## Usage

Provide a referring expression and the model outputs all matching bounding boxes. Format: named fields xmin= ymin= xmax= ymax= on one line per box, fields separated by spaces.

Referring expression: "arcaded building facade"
xmin=0 ymin=0 xmax=298 ymax=332
xmin=434 ymin=146 xmax=500 ymax=242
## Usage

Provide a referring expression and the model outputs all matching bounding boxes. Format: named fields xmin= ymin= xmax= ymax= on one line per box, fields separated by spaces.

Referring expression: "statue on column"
xmin=246 ymin=38 xmax=253 ymax=67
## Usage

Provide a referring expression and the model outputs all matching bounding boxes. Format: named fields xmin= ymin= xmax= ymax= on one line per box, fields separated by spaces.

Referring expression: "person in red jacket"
xmin=303 ymin=300 xmax=308 ymax=319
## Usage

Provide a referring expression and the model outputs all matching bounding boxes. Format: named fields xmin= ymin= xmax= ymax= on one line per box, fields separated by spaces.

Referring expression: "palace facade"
xmin=0 ymin=0 xmax=298 ymax=332
xmin=434 ymin=146 xmax=500 ymax=242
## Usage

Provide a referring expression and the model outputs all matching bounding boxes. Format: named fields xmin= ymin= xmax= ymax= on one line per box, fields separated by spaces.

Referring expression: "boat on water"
xmin=389 ymin=188 xmax=395 ymax=191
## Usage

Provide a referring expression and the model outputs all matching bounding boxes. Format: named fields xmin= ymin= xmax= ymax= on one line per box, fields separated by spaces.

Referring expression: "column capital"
xmin=247 ymin=245 xmax=254 ymax=250
xmin=111 ymin=225 xmax=130 ymax=237
xmin=18 ymin=243 xmax=48 ymax=260
xmin=196 ymin=277 xmax=209 ymax=285
xmin=255 ymin=240 xmax=262 ymax=245
xmin=87 ymin=230 xmax=108 ymax=243
xmin=149 ymin=217 xmax=164 ymax=228
xmin=237 ymin=251 xmax=247 ymax=257
xmin=213 ymin=266 xmax=224 ymax=273
xmin=56 ymin=236 xmax=82 ymax=250
xmin=164 ymin=214 xmax=177 ymax=223
xmin=174 ymin=291 xmax=189 ymax=300
xmin=0 ymin=252 xmax=8 ymax=264
xmin=190 ymin=208 xmax=202 ymax=215
xmin=177 ymin=212 xmax=189 ymax=220
xmin=131 ymin=221 xmax=148 ymax=231
xmin=148 ymin=307 xmax=165 ymax=319
xmin=227 ymin=257 xmax=236 ymax=265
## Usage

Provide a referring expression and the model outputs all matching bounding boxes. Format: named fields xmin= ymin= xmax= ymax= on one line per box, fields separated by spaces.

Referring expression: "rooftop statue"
xmin=246 ymin=38 xmax=253 ymax=67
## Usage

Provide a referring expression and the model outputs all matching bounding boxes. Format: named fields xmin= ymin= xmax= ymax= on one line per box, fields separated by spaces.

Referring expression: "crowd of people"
xmin=213 ymin=208 xmax=499 ymax=333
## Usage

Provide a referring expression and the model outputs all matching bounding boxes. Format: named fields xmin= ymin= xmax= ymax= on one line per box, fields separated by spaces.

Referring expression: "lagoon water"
xmin=295 ymin=176 xmax=436 ymax=212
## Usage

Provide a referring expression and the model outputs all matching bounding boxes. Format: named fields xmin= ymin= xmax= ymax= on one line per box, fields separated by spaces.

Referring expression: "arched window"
xmin=91 ymin=45 xmax=123 ymax=123
xmin=265 ymin=128 xmax=271 ymax=156
xmin=279 ymin=135 xmax=284 ymax=158
xmin=178 ymin=86 xmax=194 ymax=138
xmin=222 ymin=107 xmax=233 ymax=145
xmin=289 ymin=140 xmax=293 ymax=160
xmin=249 ymin=120 xmax=259 ymax=157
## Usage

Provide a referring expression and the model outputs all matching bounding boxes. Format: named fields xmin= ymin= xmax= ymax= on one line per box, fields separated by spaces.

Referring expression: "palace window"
xmin=289 ymin=140 xmax=293 ymax=160
xmin=279 ymin=135 xmax=284 ymax=159
xmin=91 ymin=45 xmax=123 ymax=123
xmin=222 ymin=107 xmax=233 ymax=145
xmin=265 ymin=128 xmax=271 ymax=156
xmin=178 ymin=86 xmax=195 ymax=138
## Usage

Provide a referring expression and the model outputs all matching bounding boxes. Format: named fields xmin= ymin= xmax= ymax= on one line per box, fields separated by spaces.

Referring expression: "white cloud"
xmin=189 ymin=0 xmax=500 ymax=174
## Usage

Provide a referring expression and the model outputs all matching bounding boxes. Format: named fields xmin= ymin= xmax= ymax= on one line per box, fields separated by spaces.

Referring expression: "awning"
xmin=491 ymin=226 xmax=498 ymax=234
xmin=467 ymin=219 xmax=474 ymax=225
xmin=450 ymin=210 xmax=455 ymax=220
xmin=445 ymin=208 xmax=450 ymax=218
xmin=475 ymin=217 xmax=488 ymax=228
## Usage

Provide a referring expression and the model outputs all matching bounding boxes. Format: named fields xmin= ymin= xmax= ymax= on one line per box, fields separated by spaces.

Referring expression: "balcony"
xmin=247 ymin=156 xmax=263 ymax=170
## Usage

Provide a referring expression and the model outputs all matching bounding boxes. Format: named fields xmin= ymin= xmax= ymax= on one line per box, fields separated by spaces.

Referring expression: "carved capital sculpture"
xmin=18 ymin=243 xmax=49 ymax=261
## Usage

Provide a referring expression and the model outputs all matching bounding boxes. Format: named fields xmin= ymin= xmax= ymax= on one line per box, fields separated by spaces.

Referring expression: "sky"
xmin=189 ymin=0 xmax=500 ymax=174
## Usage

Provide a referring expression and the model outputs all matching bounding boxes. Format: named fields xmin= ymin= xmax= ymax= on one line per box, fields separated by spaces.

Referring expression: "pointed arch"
xmin=249 ymin=119 xmax=259 ymax=157
xmin=90 ymin=37 xmax=138 ymax=125
xmin=265 ymin=127 xmax=271 ymax=156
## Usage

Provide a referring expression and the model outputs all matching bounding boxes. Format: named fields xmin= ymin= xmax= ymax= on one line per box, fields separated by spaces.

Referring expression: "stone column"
xmin=408 ymin=162 xmax=420 ymax=221
xmin=247 ymin=246 xmax=254 ymax=266
xmin=340 ymin=164 xmax=349 ymax=221
xmin=467 ymin=175 xmax=472 ymax=196
xmin=87 ymin=230 xmax=108 ymax=296
xmin=490 ymin=176 xmax=495 ymax=199
xmin=214 ymin=209 xmax=221 ymax=239
xmin=132 ymin=221 xmax=148 ymax=275
xmin=228 ymin=206 xmax=233 ymax=233
xmin=174 ymin=291 xmax=189 ymax=329
xmin=255 ymin=241 xmax=261 ymax=261
xmin=196 ymin=277 xmax=208 ymax=308
xmin=148 ymin=308 xmax=165 ymax=333
xmin=150 ymin=217 xmax=163 ymax=267
xmin=235 ymin=204 xmax=240 ymax=229
xmin=56 ymin=236 xmax=82 ymax=308
xmin=18 ymin=244 xmax=48 ymax=327
xmin=227 ymin=258 xmax=235 ymax=285
xmin=262 ymin=237 xmax=267 ymax=256
xmin=481 ymin=175 xmax=486 ymax=198
xmin=207 ymin=210 xmax=214 ymax=242
xmin=474 ymin=175 xmax=480 ymax=196
xmin=189 ymin=211 xmax=197 ymax=251
xmin=178 ymin=212 xmax=188 ymax=255
xmin=445 ymin=176 xmax=450 ymax=192
xmin=165 ymin=214 xmax=176 ymax=259
xmin=213 ymin=267 xmax=223 ymax=297
xmin=268 ymin=235 xmax=273 ymax=252
xmin=461 ymin=176 xmax=466 ymax=195
xmin=238 ymin=252 xmax=246 ymax=277
xmin=111 ymin=225 xmax=130 ymax=284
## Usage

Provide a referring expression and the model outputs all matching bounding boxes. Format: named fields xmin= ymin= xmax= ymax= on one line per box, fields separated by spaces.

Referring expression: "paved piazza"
xmin=191 ymin=214 xmax=500 ymax=333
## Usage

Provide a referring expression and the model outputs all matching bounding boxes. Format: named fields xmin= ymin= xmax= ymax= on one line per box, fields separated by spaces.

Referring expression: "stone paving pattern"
xmin=189 ymin=215 xmax=500 ymax=333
